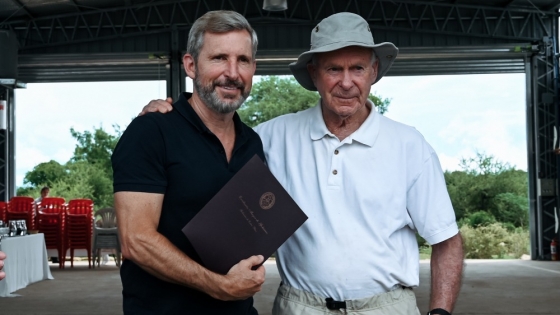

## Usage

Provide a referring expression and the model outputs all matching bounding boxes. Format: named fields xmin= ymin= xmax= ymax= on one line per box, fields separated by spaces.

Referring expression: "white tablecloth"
xmin=0 ymin=233 xmax=54 ymax=297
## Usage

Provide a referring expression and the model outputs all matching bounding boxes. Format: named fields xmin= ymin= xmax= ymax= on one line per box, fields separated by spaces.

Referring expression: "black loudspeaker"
xmin=0 ymin=30 xmax=18 ymax=78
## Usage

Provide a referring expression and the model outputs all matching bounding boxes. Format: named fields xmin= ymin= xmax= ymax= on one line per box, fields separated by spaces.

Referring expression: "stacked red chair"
xmin=66 ymin=199 xmax=94 ymax=268
xmin=36 ymin=197 xmax=66 ymax=268
xmin=6 ymin=196 xmax=35 ymax=230
xmin=0 ymin=201 xmax=7 ymax=222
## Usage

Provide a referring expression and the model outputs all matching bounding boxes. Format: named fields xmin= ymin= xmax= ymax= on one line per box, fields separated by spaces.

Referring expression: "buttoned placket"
xmin=327 ymin=137 xmax=349 ymax=188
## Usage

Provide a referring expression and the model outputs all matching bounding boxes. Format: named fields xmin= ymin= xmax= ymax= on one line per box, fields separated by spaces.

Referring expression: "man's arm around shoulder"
xmin=115 ymin=191 xmax=265 ymax=301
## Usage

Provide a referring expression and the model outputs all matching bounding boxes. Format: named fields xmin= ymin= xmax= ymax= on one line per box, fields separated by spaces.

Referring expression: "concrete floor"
xmin=0 ymin=259 xmax=559 ymax=314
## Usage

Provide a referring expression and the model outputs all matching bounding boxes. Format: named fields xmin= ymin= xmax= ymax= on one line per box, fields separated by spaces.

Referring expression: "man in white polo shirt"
xmin=141 ymin=12 xmax=463 ymax=315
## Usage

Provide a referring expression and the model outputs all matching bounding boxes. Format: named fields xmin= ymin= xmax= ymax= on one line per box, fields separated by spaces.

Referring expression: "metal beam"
xmin=0 ymin=0 xmax=557 ymax=50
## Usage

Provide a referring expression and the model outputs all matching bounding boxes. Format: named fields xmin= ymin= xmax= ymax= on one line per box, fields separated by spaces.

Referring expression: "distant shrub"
xmin=466 ymin=211 xmax=496 ymax=227
xmin=507 ymin=228 xmax=530 ymax=258
xmin=461 ymin=223 xmax=529 ymax=259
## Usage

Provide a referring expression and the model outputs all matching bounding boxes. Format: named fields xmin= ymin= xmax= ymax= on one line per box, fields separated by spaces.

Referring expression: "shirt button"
xmin=334 ymin=150 xmax=339 ymax=155
xmin=332 ymin=170 xmax=338 ymax=175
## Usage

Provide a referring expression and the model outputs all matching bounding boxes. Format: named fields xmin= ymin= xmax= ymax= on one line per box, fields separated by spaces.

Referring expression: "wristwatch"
xmin=427 ymin=308 xmax=452 ymax=315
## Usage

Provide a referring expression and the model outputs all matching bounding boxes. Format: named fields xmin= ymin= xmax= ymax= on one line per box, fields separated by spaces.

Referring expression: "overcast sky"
xmin=13 ymin=72 xmax=526 ymax=188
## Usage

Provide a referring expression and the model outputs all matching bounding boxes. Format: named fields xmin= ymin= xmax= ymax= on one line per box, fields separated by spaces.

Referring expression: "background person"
xmin=33 ymin=186 xmax=49 ymax=204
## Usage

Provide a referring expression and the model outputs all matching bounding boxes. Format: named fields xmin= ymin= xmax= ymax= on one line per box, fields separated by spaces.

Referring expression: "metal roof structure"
xmin=0 ymin=0 xmax=559 ymax=260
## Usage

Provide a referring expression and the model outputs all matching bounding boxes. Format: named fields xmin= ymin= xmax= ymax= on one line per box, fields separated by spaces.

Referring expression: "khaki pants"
xmin=272 ymin=283 xmax=421 ymax=315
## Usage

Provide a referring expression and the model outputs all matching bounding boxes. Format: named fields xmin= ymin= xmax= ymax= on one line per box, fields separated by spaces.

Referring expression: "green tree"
xmin=18 ymin=126 xmax=121 ymax=210
xmin=50 ymin=161 xmax=114 ymax=208
xmin=70 ymin=125 xmax=121 ymax=176
xmin=238 ymin=76 xmax=391 ymax=127
xmin=445 ymin=152 xmax=529 ymax=228
xmin=23 ymin=160 xmax=67 ymax=187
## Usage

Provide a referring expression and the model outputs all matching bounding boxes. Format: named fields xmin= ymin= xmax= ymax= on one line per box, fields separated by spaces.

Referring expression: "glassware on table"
xmin=9 ymin=220 xmax=17 ymax=236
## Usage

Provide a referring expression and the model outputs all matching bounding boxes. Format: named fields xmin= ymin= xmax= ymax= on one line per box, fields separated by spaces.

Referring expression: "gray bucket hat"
xmin=289 ymin=12 xmax=398 ymax=91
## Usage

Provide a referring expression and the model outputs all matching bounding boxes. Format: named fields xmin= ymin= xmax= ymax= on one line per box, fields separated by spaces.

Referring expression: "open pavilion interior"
xmin=0 ymin=0 xmax=560 ymax=314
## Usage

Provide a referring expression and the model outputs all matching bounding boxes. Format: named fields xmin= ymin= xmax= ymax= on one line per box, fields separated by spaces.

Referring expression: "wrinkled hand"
xmin=209 ymin=255 xmax=266 ymax=301
xmin=0 ymin=251 xmax=6 ymax=280
xmin=139 ymin=97 xmax=174 ymax=116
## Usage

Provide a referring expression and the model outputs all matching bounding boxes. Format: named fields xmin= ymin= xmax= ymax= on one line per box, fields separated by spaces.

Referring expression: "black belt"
xmin=325 ymin=297 xmax=346 ymax=310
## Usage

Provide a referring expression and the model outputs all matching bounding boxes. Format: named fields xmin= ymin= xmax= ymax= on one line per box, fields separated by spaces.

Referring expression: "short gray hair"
xmin=187 ymin=10 xmax=258 ymax=63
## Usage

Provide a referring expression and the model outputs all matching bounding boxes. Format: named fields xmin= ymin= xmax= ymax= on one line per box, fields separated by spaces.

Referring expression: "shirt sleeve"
xmin=112 ymin=114 xmax=167 ymax=194
xmin=407 ymin=151 xmax=459 ymax=245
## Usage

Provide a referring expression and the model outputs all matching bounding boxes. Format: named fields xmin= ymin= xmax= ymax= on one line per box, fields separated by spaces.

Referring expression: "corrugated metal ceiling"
xmin=0 ymin=0 xmax=558 ymax=23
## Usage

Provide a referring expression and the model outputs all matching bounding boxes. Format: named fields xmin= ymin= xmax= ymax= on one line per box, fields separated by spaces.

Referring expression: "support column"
xmin=529 ymin=35 xmax=560 ymax=260
xmin=167 ymin=27 xmax=186 ymax=100
xmin=0 ymin=85 xmax=16 ymax=202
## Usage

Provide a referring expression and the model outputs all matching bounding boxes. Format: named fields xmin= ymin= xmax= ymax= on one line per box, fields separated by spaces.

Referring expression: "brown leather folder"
xmin=182 ymin=154 xmax=308 ymax=275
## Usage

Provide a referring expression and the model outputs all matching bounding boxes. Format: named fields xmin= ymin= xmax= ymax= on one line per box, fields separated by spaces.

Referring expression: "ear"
xmin=183 ymin=54 xmax=196 ymax=80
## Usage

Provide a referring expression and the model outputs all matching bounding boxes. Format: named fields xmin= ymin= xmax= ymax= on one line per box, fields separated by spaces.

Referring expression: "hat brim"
xmin=289 ymin=42 xmax=398 ymax=91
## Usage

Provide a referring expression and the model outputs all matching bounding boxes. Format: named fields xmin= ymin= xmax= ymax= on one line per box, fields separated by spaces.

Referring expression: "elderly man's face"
xmin=308 ymin=46 xmax=378 ymax=120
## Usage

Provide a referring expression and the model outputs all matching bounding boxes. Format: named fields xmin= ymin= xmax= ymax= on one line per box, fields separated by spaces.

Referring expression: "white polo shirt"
xmin=254 ymin=101 xmax=458 ymax=301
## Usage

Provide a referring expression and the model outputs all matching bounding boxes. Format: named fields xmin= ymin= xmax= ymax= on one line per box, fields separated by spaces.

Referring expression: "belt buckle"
xmin=325 ymin=297 xmax=346 ymax=310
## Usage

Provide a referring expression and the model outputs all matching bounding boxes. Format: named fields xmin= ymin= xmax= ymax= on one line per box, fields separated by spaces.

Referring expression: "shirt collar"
xmin=174 ymin=92 xmax=247 ymax=140
xmin=309 ymin=99 xmax=381 ymax=147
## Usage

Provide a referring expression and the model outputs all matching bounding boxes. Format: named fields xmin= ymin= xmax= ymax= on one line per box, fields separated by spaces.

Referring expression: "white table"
xmin=0 ymin=233 xmax=54 ymax=297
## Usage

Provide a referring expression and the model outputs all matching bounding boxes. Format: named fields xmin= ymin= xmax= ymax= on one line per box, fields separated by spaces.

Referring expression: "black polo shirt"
xmin=112 ymin=92 xmax=265 ymax=315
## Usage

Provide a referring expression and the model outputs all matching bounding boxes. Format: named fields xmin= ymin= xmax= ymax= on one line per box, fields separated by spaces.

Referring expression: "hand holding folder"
xmin=183 ymin=155 xmax=308 ymax=275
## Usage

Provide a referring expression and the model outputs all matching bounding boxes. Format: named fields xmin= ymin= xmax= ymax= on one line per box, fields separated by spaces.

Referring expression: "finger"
xmin=156 ymin=100 xmax=173 ymax=113
xmin=165 ymin=97 xmax=174 ymax=104
xmin=245 ymin=255 xmax=265 ymax=267
xmin=0 ymin=271 xmax=5 ymax=280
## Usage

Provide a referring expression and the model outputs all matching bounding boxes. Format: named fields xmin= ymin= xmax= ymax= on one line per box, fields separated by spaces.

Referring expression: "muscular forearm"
xmin=429 ymin=232 xmax=464 ymax=312
xmin=114 ymin=191 xmax=265 ymax=301
xmin=125 ymin=229 xmax=217 ymax=291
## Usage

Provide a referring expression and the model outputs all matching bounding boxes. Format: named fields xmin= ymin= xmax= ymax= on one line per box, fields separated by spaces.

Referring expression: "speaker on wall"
xmin=0 ymin=30 xmax=18 ymax=79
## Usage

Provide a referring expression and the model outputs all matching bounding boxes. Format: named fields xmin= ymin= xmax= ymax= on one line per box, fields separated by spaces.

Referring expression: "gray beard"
xmin=194 ymin=76 xmax=249 ymax=114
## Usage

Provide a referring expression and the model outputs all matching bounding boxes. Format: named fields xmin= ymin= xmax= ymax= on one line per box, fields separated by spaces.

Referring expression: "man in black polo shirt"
xmin=111 ymin=11 xmax=266 ymax=314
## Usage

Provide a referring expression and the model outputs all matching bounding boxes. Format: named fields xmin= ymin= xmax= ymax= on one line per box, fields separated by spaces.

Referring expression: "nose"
xmin=339 ymin=70 xmax=353 ymax=90
xmin=224 ymin=60 xmax=240 ymax=80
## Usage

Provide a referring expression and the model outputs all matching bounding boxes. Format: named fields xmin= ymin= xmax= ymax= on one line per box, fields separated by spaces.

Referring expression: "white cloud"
xmin=15 ymin=81 xmax=166 ymax=186
xmin=375 ymin=73 xmax=527 ymax=171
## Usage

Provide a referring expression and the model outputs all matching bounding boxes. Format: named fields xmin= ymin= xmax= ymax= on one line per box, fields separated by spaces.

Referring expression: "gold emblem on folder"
xmin=260 ymin=192 xmax=275 ymax=210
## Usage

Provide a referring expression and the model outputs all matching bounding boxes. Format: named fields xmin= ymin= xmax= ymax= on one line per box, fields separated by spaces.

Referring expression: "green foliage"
xmin=18 ymin=126 xmax=120 ymax=210
xmin=445 ymin=152 xmax=528 ymax=228
xmin=492 ymin=192 xmax=529 ymax=228
xmin=465 ymin=211 xmax=496 ymax=227
xmin=238 ymin=76 xmax=391 ymax=127
xmin=50 ymin=161 xmax=114 ymax=208
xmin=368 ymin=93 xmax=391 ymax=115
xmin=23 ymin=160 xmax=68 ymax=187
xmin=70 ymin=125 xmax=121 ymax=176
xmin=239 ymin=76 xmax=319 ymax=127
xmin=461 ymin=223 xmax=529 ymax=259
xmin=459 ymin=152 xmax=512 ymax=175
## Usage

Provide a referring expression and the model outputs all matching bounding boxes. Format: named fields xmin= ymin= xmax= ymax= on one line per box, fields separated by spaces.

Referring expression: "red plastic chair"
xmin=0 ymin=201 xmax=7 ymax=222
xmin=66 ymin=199 xmax=94 ymax=268
xmin=6 ymin=196 xmax=35 ymax=230
xmin=36 ymin=197 xmax=66 ymax=268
